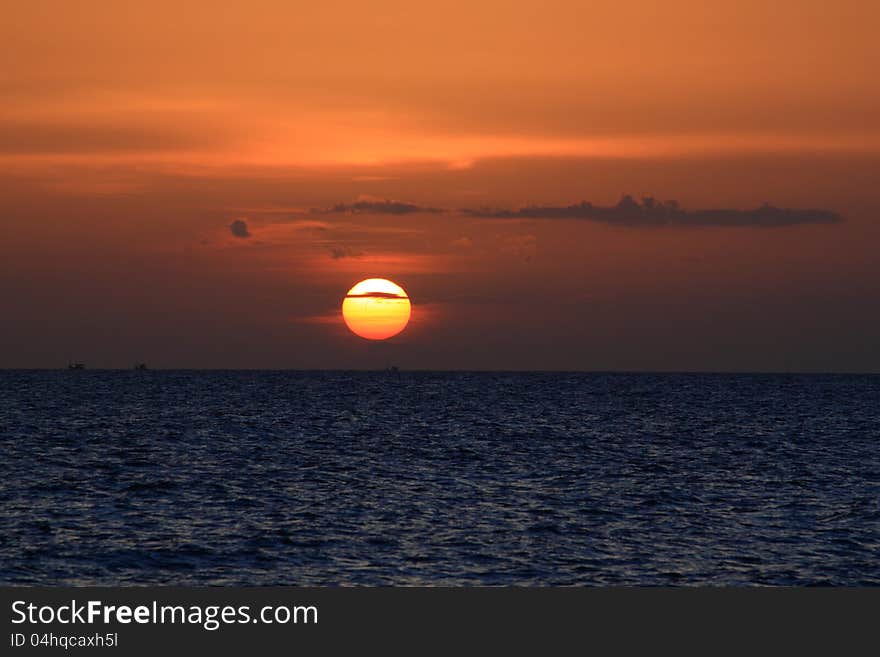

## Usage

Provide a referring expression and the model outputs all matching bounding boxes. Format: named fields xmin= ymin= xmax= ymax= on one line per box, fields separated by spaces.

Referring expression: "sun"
xmin=342 ymin=278 xmax=412 ymax=340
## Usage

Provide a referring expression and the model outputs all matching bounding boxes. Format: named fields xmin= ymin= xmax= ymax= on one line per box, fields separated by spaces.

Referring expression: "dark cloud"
xmin=328 ymin=245 xmax=363 ymax=259
xmin=313 ymin=195 xmax=842 ymax=227
xmin=229 ymin=219 xmax=251 ymax=238
xmin=462 ymin=196 xmax=843 ymax=227
xmin=315 ymin=199 xmax=443 ymax=215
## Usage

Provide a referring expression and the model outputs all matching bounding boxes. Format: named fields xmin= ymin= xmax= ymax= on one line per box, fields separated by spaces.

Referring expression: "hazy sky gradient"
xmin=2 ymin=1 xmax=879 ymax=370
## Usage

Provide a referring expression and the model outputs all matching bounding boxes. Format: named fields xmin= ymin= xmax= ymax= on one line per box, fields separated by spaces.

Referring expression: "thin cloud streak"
xmin=345 ymin=292 xmax=409 ymax=299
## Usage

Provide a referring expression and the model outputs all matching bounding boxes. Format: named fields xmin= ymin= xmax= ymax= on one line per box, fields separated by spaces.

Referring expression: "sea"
xmin=1 ymin=370 xmax=878 ymax=586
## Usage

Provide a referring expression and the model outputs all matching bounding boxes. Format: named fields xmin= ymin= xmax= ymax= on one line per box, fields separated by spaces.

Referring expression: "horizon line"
xmin=1 ymin=367 xmax=878 ymax=376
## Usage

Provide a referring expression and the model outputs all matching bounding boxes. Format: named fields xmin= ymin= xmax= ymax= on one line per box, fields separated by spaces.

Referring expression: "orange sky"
xmin=2 ymin=1 xmax=879 ymax=370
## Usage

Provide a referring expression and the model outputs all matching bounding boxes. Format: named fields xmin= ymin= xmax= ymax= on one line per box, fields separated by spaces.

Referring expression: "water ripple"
xmin=1 ymin=370 xmax=879 ymax=585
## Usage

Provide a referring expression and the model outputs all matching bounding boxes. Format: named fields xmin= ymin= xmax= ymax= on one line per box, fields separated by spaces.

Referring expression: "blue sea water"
xmin=1 ymin=370 xmax=878 ymax=586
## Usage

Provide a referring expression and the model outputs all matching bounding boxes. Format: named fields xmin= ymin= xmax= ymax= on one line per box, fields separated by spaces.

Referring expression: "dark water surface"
xmin=2 ymin=370 xmax=879 ymax=585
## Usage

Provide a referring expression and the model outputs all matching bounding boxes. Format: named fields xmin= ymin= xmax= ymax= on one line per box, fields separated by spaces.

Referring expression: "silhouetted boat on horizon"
xmin=133 ymin=362 xmax=148 ymax=370
xmin=68 ymin=362 xmax=85 ymax=370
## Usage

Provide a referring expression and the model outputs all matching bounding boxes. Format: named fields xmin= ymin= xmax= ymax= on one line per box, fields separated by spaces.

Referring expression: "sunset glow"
xmin=1 ymin=1 xmax=879 ymax=371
